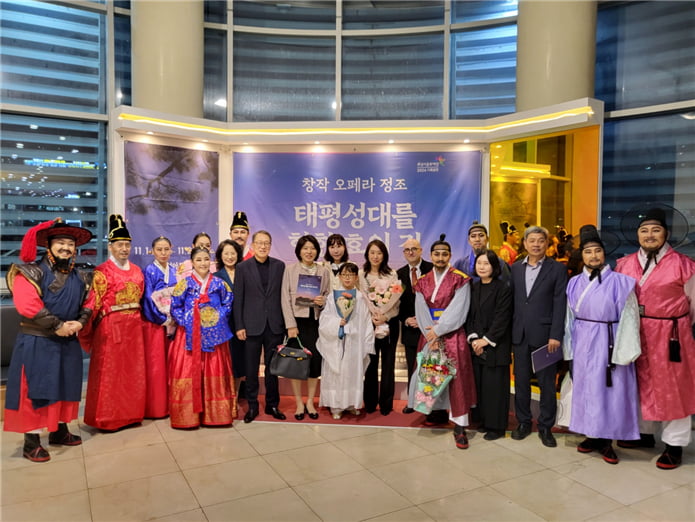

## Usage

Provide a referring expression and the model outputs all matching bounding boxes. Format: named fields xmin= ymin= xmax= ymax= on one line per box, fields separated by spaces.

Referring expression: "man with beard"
xmin=229 ymin=210 xmax=254 ymax=261
xmin=397 ymin=237 xmax=432 ymax=413
xmin=407 ymin=235 xmax=476 ymax=448
xmin=563 ymin=225 xmax=641 ymax=464
xmin=453 ymin=221 xmax=510 ymax=284
xmin=79 ymin=214 xmax=147 ymax=431
xmin=615 ymin=208 xmax=695 ymax=469
xmin=4 ymin=218 xmax=93 ymax=462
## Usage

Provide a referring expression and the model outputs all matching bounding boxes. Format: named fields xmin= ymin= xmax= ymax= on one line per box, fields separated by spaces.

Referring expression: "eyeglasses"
xmin=403 ymin=247 xmax=420 ymax=254
xmin=253 ymin=241 xmax=271 ymax=247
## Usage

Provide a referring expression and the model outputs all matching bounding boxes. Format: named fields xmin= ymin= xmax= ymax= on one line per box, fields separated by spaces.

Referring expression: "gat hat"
xmin=500 ymin=221 xmax=517 ymax=236
xmin=638 ymin=207 xmax=668 ymax=230
xmin=430 ymin=234 xmax=451 ymax=252
xmin=20 ymin=217 xmax=94 ymax=262
xmin=230 ymin=211 xmax=249 ymax=230
xmin=579 ymin=224 xmax=605 ymax=251
xmin=108 ymin=214 xmax=132 ymax=242
xmin=467 ymin=220 xmax=488 ymax=236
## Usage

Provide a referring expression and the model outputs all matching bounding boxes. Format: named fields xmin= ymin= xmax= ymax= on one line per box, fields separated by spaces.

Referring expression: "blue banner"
xmin=233 ymin=151 xmax=481 ymax=267
xmin=124 ymin=141 xmax=219 ymax=270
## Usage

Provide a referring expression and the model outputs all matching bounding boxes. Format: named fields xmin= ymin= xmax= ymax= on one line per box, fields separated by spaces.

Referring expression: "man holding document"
xmin=510 ymin=225 xmax=567 ymax=447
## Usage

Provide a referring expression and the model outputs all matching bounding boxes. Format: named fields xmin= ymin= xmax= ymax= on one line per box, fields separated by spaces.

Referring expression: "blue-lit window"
xmin=204 ymin=29 xmax=227 ymax=122
xmin=205 ymin=0 xmax=227 ymax=24
xmin=342 ymin=33 xmax=444 ymax=120
xmin=596 ymin=2 xmax=695 ymax=111
xmin=233 ymin=33 xmax=336 ymax=122
xmin=601 ymin=112 xmax=695 ymax=259
xmin=0 ymin=114 xmax=108 ymax=273
xmin=233 ymin=0 xmax=335 ymax=30
xmin=114 ymin=13 xmax=131 ymax=107
xmin=0 ymin=0 xmax=105 ymax=113
xmin=452 ymin=0 xmax=517 ymax=23
xmin=450 ymin=24 xmax=516 ymax=119
xmin=343 ymin=1 xmax=443 ymax=29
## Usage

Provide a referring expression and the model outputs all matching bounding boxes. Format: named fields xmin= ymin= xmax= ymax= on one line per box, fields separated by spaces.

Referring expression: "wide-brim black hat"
xmin=36 ymin=219 xmax=93 ymax=247
xmin=620 ymin=203 xmax=688 ymax=247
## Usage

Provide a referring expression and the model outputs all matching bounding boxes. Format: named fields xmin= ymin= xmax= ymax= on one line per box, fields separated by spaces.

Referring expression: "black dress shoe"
xmin=380 ymin=409 xmax=392 ymax=416
xmin=244 ymin=408 xmax=259 ymax=423
xmin=265 ymin=407 xmax=286 ymax=420
xmin=538 ymin=428 xmax=557 ymax=448
xmin=484 ymin=430 xmax=504 ymax=441
xmin=294 ymin=412 xmax=305 ymax=421
xmin=511 ymin=423 xmax=532 ymax=440
xmin=305 ymin=407 xmax=319 ymax=420
xmin=402 ymin=407 xmax=415 ymax=414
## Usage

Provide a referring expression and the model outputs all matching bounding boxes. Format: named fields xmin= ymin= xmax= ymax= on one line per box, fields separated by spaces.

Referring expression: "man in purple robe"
xmin=563 ymin=225 xmax=641 ymax=464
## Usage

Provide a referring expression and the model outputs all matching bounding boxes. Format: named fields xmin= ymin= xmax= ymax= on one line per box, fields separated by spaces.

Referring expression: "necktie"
xmin=411 ymin=266 xmax=418 ymax=290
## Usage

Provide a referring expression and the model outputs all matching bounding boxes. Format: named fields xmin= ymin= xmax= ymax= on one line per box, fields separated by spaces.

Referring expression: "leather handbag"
xmin=268 ymin=336 xmax=312 ymax=380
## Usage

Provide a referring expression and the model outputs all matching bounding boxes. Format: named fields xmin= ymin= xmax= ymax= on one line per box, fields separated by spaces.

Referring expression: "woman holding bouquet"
xmin=360 ymin=239 xmax=403 ymax=415
xmin=142 ymin=236 xmax=177 ymax=419
xmin=323 ymin=233 xmax=350 ymax=289
xmin=466 ymin=250 xmax=512 ymax=440
xmin=214 ymin=239 xmax=245 ymax=417
xmin=281 ymin=235 xmax=330 ymax=420
xmin=169 ymin=247 xmax=234 ymax=428
xmin=317 ymin=262 xmax=375 ymax=419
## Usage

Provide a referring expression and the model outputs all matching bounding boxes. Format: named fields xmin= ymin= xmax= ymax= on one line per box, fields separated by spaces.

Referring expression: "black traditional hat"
xmin=467 ymin=220 xmax=488 ymax=236
xmin=430 ymin=234 xmax=451 ymax=252
xmin=20 ymin=217 xmax=93 ymax=262
xmin=579 ymin=224 xmax=604 ymax=251
xmin=107 ymin=214 xmax=132 ymax=242
xmin=638 ymin=207 xmax=668 ymax=230
xmin=230 ymin=211 xmax=249 ymax=230
xmin=500 ymin=221 xmax=517 ymax=236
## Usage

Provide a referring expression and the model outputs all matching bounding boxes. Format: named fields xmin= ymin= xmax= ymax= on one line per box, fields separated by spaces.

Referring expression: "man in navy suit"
xmin=510 ymin=225 xmax=567 ymax=447
xmin=397 ymin=238 xmax=433 ymax=414
xmin=234 ymin=230 xmax=287 ymax=422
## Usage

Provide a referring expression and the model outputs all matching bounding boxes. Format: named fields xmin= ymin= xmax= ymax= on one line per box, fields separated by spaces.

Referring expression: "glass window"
xmin=0 ymin=114 xmax=108 ymax=276
xmin=233 ymin=33 xmax=336 ymax=122
xmin=343 ymin=0 xmax=443 ymax=29
xmin=205 ymin=0 xmax=227 ymax=24
xmin=233 ymin=0 xmax=335 ymax=30
xmin=450 ymin=24 xmax=516 ymax=119
xmin=114 ymin=13 xmax=132 ymax=107
xmin=452 ymin=0 xmax=518 ymax=23
xmin=0 ymin=0 xmax=105 ymax=113
xmin=342 ymin=33 xmax=444 ymax=120
xmin=596 ymin=2 xmax=695 ymax=111
xmin=204 ymin=29 xmax=227 ymax=121
xmin=601 ymin=112 xmax=695 ymax=259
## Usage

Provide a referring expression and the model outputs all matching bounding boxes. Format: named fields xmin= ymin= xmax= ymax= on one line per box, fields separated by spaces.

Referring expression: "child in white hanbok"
xmin=317 ymin=263 xmax=375 ymax=419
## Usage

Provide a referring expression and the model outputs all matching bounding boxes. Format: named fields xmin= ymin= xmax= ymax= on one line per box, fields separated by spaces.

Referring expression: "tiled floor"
xmin=2 ymin=417 xmax=694 ymax=522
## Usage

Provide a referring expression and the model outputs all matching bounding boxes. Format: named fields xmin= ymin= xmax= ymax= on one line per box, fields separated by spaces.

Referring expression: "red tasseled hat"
xmin=19 ymin=219 xmax=57 ymax=262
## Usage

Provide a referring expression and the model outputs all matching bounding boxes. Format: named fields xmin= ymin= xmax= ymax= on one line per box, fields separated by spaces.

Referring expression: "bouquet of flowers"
xmin=334 ymin=289 xmax=356 ymax=339
xmin=413 ymin=338 xmax=457 ymax=414
xmin=366 ymin=278 xmax=403 ymax=339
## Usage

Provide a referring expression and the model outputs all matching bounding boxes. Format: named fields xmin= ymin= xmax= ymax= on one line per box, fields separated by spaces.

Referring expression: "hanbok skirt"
xmin=142 ymin=321 xmax=170 ymax=419
xmin=168 ymin=329 xmax=234 ymax=428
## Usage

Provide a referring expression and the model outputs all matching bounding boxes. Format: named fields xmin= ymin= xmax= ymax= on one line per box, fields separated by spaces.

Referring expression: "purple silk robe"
xmin=564 ymin=265 xmax=640 ymax=440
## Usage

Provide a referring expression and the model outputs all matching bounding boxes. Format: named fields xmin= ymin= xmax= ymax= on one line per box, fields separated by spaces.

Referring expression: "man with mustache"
xmin=615 ymin=208 xmax=695 ymax=469
xmin=4 ymin=218 xmax=93 ymax=462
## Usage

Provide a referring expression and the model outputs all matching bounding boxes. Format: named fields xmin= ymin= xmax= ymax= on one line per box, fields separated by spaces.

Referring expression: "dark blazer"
xmin=510 ymin=257 xmax=567 ymax=347
xmin=397 ymin=260 xmax=433 ymax=345
xmin=466 ymin=278 xmax=512 ymax=366
xmin=233 ymin=256 xmax=286 ymax=336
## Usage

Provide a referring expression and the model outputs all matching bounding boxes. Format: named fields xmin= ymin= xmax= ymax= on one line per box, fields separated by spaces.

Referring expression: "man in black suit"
xmin=397 ymin=238 xmax=433 ymax=414
xmin=510 ymin=225 xmax=567 ymax=447
xmin=234 ymin=230 xmax=287 ymax=423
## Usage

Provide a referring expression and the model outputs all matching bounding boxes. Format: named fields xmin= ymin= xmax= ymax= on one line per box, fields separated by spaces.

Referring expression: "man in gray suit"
xmin=510 ymin=225 xmax=567 ymax=447
xmin=234 ymin=230 xmax=287 ymax=422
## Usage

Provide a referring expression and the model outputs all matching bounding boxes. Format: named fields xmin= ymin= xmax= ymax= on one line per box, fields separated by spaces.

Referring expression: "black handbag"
xmin=268 ymin=336 xmax=312 ymax=380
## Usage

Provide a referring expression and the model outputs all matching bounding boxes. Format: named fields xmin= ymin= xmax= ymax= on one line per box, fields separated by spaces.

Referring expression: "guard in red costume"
xmin=79 ymin=214 xmax=147 ymax=431
xmin=4 ymin=218 xmax=94 ymax=462
xmin=615 ymin=207 xmax=695 ymax=470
